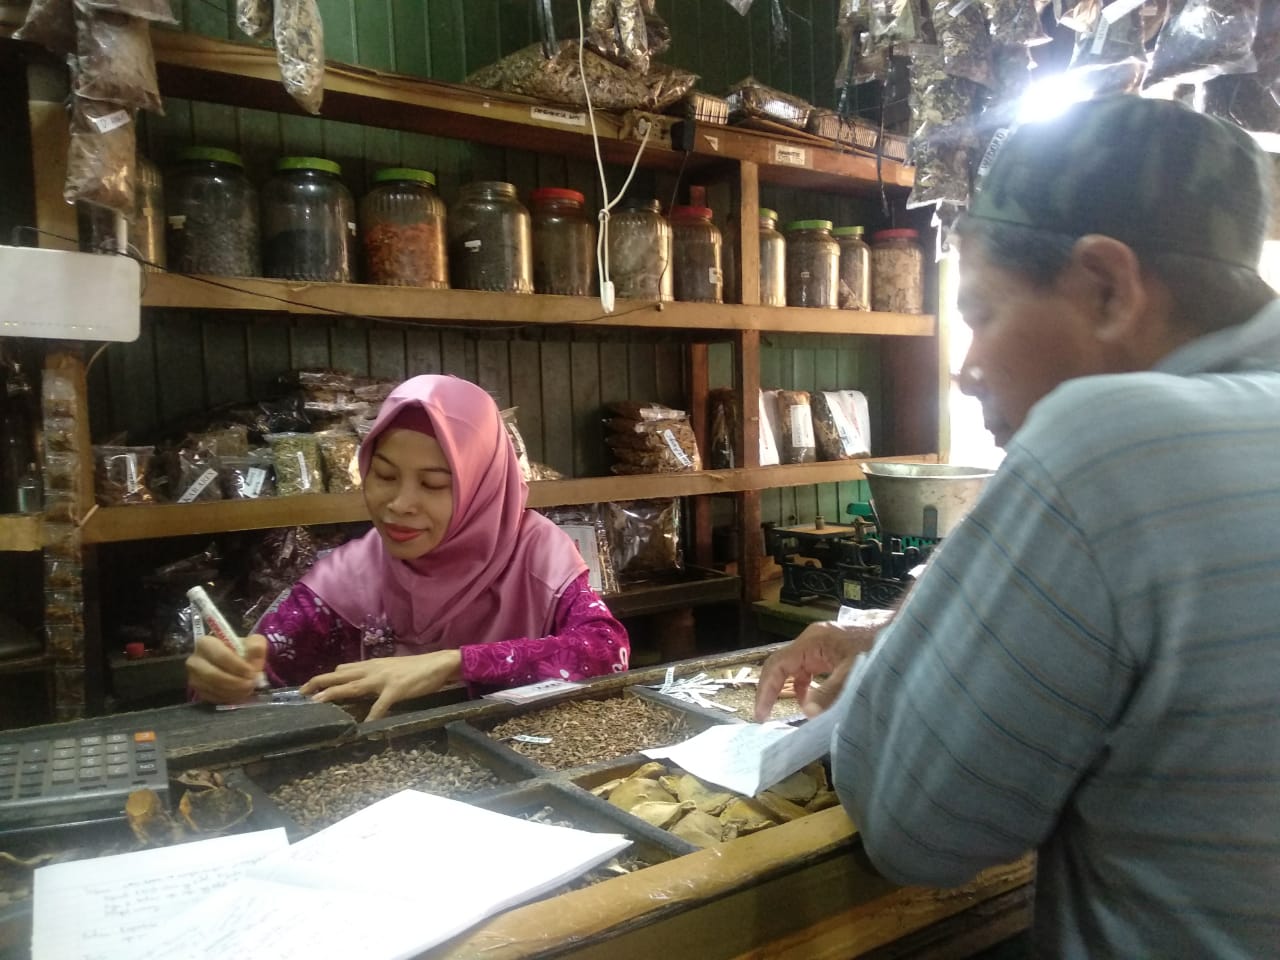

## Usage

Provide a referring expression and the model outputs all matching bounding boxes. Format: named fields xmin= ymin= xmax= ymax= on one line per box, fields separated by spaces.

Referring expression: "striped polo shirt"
xmin=832 ymin=301 xmax=1280 ymax=957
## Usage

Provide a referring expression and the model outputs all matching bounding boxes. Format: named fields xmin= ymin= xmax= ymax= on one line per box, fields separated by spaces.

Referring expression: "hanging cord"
xmin=576 ymin=0 xmax=653 ymax=313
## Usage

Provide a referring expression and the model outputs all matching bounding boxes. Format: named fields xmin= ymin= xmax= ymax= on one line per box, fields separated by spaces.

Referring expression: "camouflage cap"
xmin=968 ymin=95 xmax=1271 ymax=271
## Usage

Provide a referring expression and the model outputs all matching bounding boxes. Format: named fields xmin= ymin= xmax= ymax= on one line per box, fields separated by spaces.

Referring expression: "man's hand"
xmin=186 ymin=632 xmax=268 ymax=705
xmin=754 ymin=621 xmax=881 ymax=721
xmin=302 ymin=650 xmax=463 ymax=722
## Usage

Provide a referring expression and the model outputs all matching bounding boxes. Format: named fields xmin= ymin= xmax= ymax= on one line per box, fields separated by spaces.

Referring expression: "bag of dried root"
xmin=220 ymin=452 xmax=275 ymax=500
xmin=274 ymin=0 xmax=325 ymax=115
xmin=708 ymin=387 xmax=740 ymax=470
xmin=316 ymin=430 xmax=360 ymax=493
xmin=606 ymin=498 xmax=682 ymax=583
xmin=94 ymin=444 xmax=155 ymax=505
xmin=265 ymin=432 xmax=323 ymax=496
xmin=73 ymin=1 xmax=164 ymax=114
xmin=725 ymin=77 xmax=814 ymax=129
xmin=14 ymin=0 xmax=76 ymax=56
xmin=605 ymin=412 xmax=702 ymax=474
xmin=812 ymin=390 xmax=871 ymax=460
xmin=64 ymin=96 xmax=136 ymax=214
xmin=540 ymin=504 xmax=620 ymax=595
xmin=774 ymin=390 xmax=817 ymax=464
xmin=237 ymin=0 xmax=273 ymax=40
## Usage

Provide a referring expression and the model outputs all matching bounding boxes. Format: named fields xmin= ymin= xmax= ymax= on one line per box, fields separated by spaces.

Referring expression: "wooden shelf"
xmin=81 ymin=456 xmax=938 ymax=544
xmin=147 ymin=31 xmax=914 ymax=196
xmin=140 ymin=273 xmax=936 ymax=337
xmin=0 ymin=515 xmax=42 ymax=552
xmin=0 ymin=653 xmax=51 ymax=676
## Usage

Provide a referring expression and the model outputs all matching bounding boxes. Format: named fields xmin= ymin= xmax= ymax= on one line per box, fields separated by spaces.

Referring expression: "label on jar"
xmin=790 ymin=405 xmax=815 ymax=448
xmin=347 ymin=221 xmax=357 ymax=235
xmin=464 ymin=240 xmax=483 ymax=251
xmin=168 ymin=215 xmax=188 ymax=230
xmin=90 ymin=109 xmax=132 ymax=134
xmin=177 ymin=468 xmax=219 ymax=504
xmin=244 ymin=467 xmax=267 ymax=498
xmin=661 ymin=429 xmax=694 ymax=469
xmin=708 ymin=267 xmax=723 ymax=286
xmin=531 ymin=105 xmax=587 ymax=127
xmin=773 ymin=143 xmax=809 ymax=167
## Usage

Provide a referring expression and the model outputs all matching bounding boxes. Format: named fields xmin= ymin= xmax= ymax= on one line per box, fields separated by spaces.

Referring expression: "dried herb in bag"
xmin=606 ymin=499 xmax=682 ymax=582
xmin=587 ymin=0 xmax=652 ymax=73
xmin=1067 ymin=1 xmax=1148 ymax=69
xmin=14 ymin=0 xmax=76 ymax=56
xmin=265 ymin=432 xmax=323 ymax=496
xmin=94 ymin=445 xmax=155 ymax=505
xmin=501 ymin=407 xmax=534 ymax=482
xmin=540 ymin=504 xmax=620 ymax=595
xmin=1148 ymin=0 xmax=1260 ymax=86
xmin=933 ymin=0 xmax=996 ymax=88
xmin=219 ymin=454 xmax=275 ymax=500
xmin=237 ymin=0 xmax=273 ymax=40
xmin=274 ymin=0 xmax=325 ymax=115
xmin=812 ymin=391 xmax=871 ymax=460
xmin=316 ymin=430 xmax=360 ymax=493
xmin=64 ymin=96 xmax=136 ymax=214
xmin=979 ymin=0 xmax=1048 ymax=46
xmin=173 ymin=443 xmax=224 ymax=503
xmin=774 ymin=390 xmax=817 ymax=464
xmin=906 ymin=44 xmax=980 ymax=208
xmin=73 ymin=2 xmax=164 ymax=114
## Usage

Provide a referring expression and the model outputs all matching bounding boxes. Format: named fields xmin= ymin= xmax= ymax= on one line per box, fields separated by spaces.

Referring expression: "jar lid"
xmin=872 ymin=228 xmax=920 ymax=242
xmin=832 ymin=225 xmax=866 ymax=237
xmin=373 ymin=167 xmax=436 ymax=186
xmin=786 ymin=219 xmax=833 ymax=232
xmin=759 ymin=208 xmax=779 ymax=222
xmin=177 ymin=146 xmax=244 ymax=168
xmin=621 ymin=197 xmax=661 ymax=212
xmin=463 ymin=180 xmax=518 ymax=197
xmin=531 ymin=187 xmax=586 ymax=205
xmin=275 ymin=156 xmax=343 ymax=176
xmin=670 ymin=205 xmax=714 ymax=221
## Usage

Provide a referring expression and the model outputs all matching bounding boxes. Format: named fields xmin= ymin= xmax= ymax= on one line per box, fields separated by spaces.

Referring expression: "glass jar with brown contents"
xmin=359 ymin=167 xmax=448 ymax=287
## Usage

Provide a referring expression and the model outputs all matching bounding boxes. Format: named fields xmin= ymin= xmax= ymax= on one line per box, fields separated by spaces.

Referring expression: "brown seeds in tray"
xmin=488 ymin=696 xmax=692 ymax=770
xmin=268 ymin=747 xmax=502 ymax=832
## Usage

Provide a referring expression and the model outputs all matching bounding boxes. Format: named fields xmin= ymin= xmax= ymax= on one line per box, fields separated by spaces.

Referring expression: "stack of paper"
xmin=33 ymin=790 xmax=630 ymax=960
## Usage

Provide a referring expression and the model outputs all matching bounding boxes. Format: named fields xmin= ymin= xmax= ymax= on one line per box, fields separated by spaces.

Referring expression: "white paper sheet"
xmin=114 ymin=790 xmax=631 ymax=960
xmin=31 ymin=828 xmax=289 ymax=960
xmin=642 ymin=707 xmax=840 ymax=795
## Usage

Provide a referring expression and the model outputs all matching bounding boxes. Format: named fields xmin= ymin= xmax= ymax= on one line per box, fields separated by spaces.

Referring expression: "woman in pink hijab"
xmin=186 ymin=375 xmax=629 ymax=720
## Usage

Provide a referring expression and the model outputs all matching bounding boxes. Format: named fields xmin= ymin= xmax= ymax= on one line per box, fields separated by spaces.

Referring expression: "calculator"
xmin=0 ymin=729 xmax=169 ymax=833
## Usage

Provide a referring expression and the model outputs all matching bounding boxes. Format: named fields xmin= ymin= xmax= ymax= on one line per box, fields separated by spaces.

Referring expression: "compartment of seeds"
xmin=473 ymin=780 xmax=695 ymax=893
xmin=574 ymin=757 xmax=839 ymax=850
xmin=472 ymin=690 xmax=726 ymax=774
xmin=638 ymin=661 xmax=807 ymax=724
xmin=239 ymin=724 xmax=537 ymax=835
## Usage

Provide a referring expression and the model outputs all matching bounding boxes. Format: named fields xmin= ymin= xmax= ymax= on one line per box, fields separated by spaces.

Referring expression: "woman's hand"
xmin=186 ymin=632 xmax=268 ymax=705
xmin=753 ymin=621 xmax=881 ymax=721
xmin=302 ymin=650 xmax=463 ymax=722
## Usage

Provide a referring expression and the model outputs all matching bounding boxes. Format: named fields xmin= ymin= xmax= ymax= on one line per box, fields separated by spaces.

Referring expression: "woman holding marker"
xmin=185 ymin=375 xmax=629 ymax=721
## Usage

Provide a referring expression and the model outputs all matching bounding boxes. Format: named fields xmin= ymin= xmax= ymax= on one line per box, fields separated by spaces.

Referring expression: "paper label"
xmin=1090 ymin=15 xmax=1111 ymax=53
xmin=244 ymin=467 xmax=267 ymax=498
xmin=948 ymin=0 xmax=976 ymax=15
xmin=799 ymin=270 xmax=812 ymax=280
xmin=1101 ymin=0 xmax=1144 ymax=23
xmin=977 ymin=127 xmax=1011 ymax=179
xmin=90 ymin=109 xmax=131 ymax=134
xmin=177 ymin=468 xmax=219 ymax=504
xmin=511 ymin=734 xmax=553 ymax=744
xmin=708 ymin=266 xmax=723 ymax=285
xmin=531 ymin=105 xmax=587 ymax=127
xmin=704 ymin=135 xmax=720 ymax=152
xmin=773 ymin=143 xmax=808 ymax=167
xmin=789 ymin=404 xmax=815 ymax=448
xmin=167 ymin=214 xmax=187 ymax=230
xmin=464 ymin=239 xmax=483 ymax=251
xmin=346 ymin=221 xmax=357 ymax=235
xmin=295 ymin=452 xmax=311 ymax=490
xmin=661 ymin=429 xmax=694 ymax=468
xmin=125 ymin=454 xmax=140 ymax=494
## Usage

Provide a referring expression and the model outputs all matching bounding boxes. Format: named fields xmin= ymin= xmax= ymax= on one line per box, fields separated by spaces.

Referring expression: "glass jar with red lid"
xmin=870 ymin=228 xmax=924 ymax=314
xmin=670 ymin=205 xmax=723 ymax=303
xmin=531 ymin=187 xmax=595 ymax=296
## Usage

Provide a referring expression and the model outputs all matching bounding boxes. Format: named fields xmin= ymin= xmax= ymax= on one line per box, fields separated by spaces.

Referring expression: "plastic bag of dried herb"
xmin=774 ymin=390 xmax=817 ymax=464
xmin=94 ymin=444 xmax=156 ymax=505
xmin=13 ymin=0 xmax=76 ymax=56
xmin=606 ymin=499 xmax=682 ymax=582
xmin=708 ymin=387 xmax=739 ymax=470
xmin=812 ymin=390 xmax=871 ymax=460
xmin=539 ymin=504 xmax=620 ymax=595
xmin=64 ymin=96 xmax=136 ymax=214
xmin=1148 ymin=0 xmax=1259 ymax=85
xmin=79 ymin=0 xmax=176 ymax=23
xmin=274 ymin=0 xmax=325 ymax=115
xmin=237 ymin=0 xmax=273 ymax=40
xmin=73 ymin=2 xmax=164 ymax=114
xmin=1066 ymin=1 xmax=1149 ymax=69
xmin=265 ymin=432 xmax=323 ymax=496
xmin=979 ymin=0 xmax=1048 ymax=46
xmin=587 ymin=0 xmax=652 ymax=74
xmin=759 ymin=389 xmax=781 ymax=466
xmin=219 ymin=453 xmax=276 ymax=500
xmin=173 ymin=443 xmax=224 ymax=503
xmin=316 ymin=430 xmax=360 ymax=493
xmin=932 ymin=0 xmax=996 ymax=88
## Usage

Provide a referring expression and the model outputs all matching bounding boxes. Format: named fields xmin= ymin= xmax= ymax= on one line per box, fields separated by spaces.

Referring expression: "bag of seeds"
xmin=237 ymin=0 xmax=273 ymax=40
xmin=316 ymin=430 xmax=360 ymax=493
xmin=708 ymin=387 xmax=739 ymax=470
xmin=64 ymin=96 xmax=136 ymax=214
xmin=906 ymin=44 xmax=980 ymax=209
xmin=774 ymin=390 xmax=817 ymax=464
xmin=230 ymin=394 xmax=311 ymax=439
xmin=265 ymin=432 xmax=323 ymax=496
xmin=540 ymin=504 xmax=620 ymax=595
xmin=94 ymin=444 xmax=156 ymax=505
xmin=73 ymin=2 xmax=164 ymax=114
xmin=812 ymin=390 xmax=871 ymax=460
xmin=13 ymin=0 xmax=76 ymax=56
xmin=79 ymin=0 xmax=176 ymax=22
xmin=219 ymin=453 xmax=275 ymax=500
xmin=274 ymin=0 xmax=325 ymax=115
xmin=606 ymin=498 xmax=682 ymax=582
xmin=1149 ymin=0 xmax=1259 ymax=85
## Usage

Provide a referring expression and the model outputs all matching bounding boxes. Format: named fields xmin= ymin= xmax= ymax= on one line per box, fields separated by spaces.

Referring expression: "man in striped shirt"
xmin=756 ymin=96 xmax=1280 ymax=957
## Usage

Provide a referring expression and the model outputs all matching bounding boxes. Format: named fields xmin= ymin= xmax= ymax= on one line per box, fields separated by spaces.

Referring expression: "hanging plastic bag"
xmin=906 ymin=43 xmax=980 ymax=209
xmin=1148 ymin=0 xmax=1260 ymax=86
xmin=275 ymin=0 xmax=325 ymax=115
xmin=79 ymin=0 xmax=176 ymax=23
xmin=774 ymin=390 xmax=817 ymax=464
xmin=13 ymin=0 xmax=76 ymax=56
xmin=73 ymin=2 xmax=164 ymax=114
xmin=64 ymin=95 xmax=137 ymax=214
xmin=605 ymin=499 xmax=683 ymax=582
xmin=540 ymin=504 xmax=620 ymax=595
xmin=1065 ymin=0 xmax=1148 ymax=69
xmin=933 ymin=0 xmax=997 ymax=88
xmin=237 ymin=0 xmax=273 ymax=40
xmin=588 ymin=0 xmax=652 ymax=74
xmin=980 ymin=0 xmax=1049 ymax=45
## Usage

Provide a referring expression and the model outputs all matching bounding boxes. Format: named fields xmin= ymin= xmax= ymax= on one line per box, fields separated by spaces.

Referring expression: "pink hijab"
xmin=301 ymin=375 xmax=587 ymax=652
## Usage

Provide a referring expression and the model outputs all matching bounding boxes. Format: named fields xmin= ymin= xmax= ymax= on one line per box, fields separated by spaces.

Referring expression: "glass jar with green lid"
xmin=785 ymin=219 xmax=839 ymax=308
xmin=261 ymin=156 xmax=355 ymax=283
xmin=870 ymin=228 xmax=924 ymax=314
xmin=165 ymin=146 xmax=259 ymax=277
xmin=670 ymin=205 xmax=723 ymax=304
xmin=833 ymin=225 xmax=871 ymax=311
xmin=359 ymin=167 xmax=448 ymax=287
xmin=607 ymin=198 xmax=672 ymax=301
xmin=448 ymin=181 xmax=533 ymax=293
xmin=530 ymin=187 xmax=595 ymax=296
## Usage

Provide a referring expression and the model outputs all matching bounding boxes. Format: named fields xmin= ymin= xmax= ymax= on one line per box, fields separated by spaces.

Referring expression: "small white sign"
xmin=90 ymin=109 xmax=132 ymax=134
xmin=773 ymin=143 xmax=809 ymax=167
xmin=531 ymin=105 xmax=587 ymax=127
xmin=483 ymin=678 xmax=585 ymax=704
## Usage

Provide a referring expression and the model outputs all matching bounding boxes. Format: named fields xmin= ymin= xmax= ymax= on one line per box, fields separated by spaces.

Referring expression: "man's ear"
xmin=1068 ymin=235 xmax=1149 ymax=346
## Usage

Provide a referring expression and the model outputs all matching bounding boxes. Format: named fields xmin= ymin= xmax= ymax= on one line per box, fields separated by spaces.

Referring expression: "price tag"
xmin=531 ymin=105 xmax=587 ymax=127
xmin=244 ymin=467 xmax=267 ymax=498
xmin=511 ymin=734 xmax=553 ymax=744
xmin=90 ymin=110 xmax=132 ymax=134
xmin=773 ymin=143 xmax=809 ymax=167
xmin=177 ymin=468 xmax=219 ymax=503
xmin=1101 ymin=0 xmax=1145 ymax=23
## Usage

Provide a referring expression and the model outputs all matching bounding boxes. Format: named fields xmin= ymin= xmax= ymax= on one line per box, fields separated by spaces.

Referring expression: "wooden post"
xmin=734 ymin=330 xmax=763 ymax=602
xmin=687 ymin=341 xmax=713 ymax=568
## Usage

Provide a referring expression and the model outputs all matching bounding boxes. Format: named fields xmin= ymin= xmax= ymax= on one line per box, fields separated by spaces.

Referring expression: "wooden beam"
xmin=687 ymin=342 xmax=713 ymax=567
xmin=0 ymin=515 xmax=41 ymax=552
xmin=735 ymin=329 xmax=763 ymax=602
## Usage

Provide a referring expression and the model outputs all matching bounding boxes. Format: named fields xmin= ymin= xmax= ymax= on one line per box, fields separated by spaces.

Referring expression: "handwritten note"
xmin=32 ymin=828 xmax=288 ymax=960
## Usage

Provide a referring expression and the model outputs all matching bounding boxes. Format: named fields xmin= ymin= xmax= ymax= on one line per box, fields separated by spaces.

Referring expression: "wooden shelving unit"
xmin=0 ymin=515 xmax=41 ymax=553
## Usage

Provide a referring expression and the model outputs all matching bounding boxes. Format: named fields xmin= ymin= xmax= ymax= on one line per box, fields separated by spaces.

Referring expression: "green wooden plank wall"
xmin=168 ymin=0 xmax=844 ymax=107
